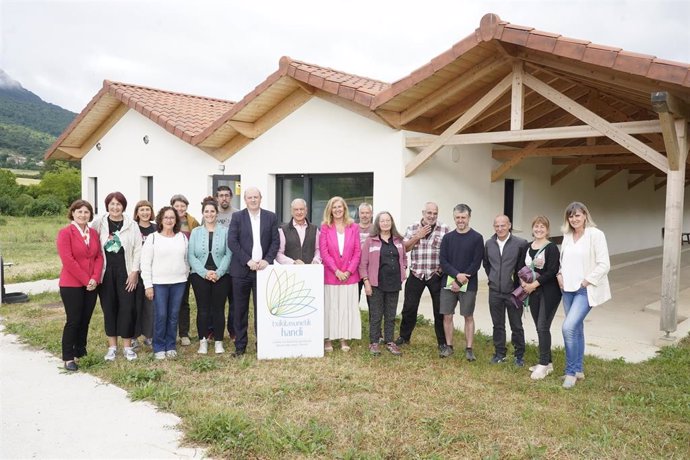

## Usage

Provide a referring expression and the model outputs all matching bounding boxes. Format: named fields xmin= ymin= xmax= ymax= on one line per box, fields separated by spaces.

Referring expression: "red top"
xmin=57 ymin=224 xmax=104 ymax=287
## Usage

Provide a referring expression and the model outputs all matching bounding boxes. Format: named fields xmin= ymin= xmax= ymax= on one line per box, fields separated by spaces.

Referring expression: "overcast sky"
xmin=1 ymin=0 xmax=688 ymax=113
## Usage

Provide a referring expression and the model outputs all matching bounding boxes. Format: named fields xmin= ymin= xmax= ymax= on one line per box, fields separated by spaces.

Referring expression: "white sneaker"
xmin=166 ymin=350 xmax=178 ymax=358
xmin=198 ymin=338 xmax=208 ymax=354
xmin=104 ymin=347 xmax=117 ymax=361
xmin=180 ymin=337 xmax=191 ymax=346
xmin=529 ymin=363 xmax=553 ymax=372
xmin=123 ymin=347 xmax=137 ymax=361
xmin=530 ymin=364 xmax=553 ymax=380
xmin=562 ymin=375 xmax=578 ymax=389
xmin=561 ymin=372 xmax=585 ymax=380
xmin=154 ymin=351 xmax=166 ymax=360
xmin=215 ymin=341 xmax=225 ymax=354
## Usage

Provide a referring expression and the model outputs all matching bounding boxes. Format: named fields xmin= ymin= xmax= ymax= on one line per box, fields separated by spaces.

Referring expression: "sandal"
xmin=324 ymin=341 xmax=333 ymax=352
xmin=341 ymin=341 xmax=351 ymax=352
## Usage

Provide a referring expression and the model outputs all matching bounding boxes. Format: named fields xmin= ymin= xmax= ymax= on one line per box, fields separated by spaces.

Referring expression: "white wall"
xmin=81 ymin=110 xmax=227 ymax=218
xmin=224 ymin=97 xmax=404 ymax=221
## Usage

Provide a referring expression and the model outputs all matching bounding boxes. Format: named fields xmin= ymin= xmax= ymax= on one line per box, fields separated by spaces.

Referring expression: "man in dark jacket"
xmin=483 ymin=215 xmax=528 ymax=366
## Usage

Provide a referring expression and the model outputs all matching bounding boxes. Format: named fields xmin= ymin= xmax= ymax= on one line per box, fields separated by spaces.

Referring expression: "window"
xmin=141 ymin=176 xmax=153 ymax=205
xmin=276 ymin=173 xmax=374 ymax=224
xmin=88 ymin=177 xmax=98 ymax=214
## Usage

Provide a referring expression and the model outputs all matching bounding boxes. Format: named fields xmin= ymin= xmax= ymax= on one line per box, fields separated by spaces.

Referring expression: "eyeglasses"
xmin=163 ymin=216 xmax=176 ymax=220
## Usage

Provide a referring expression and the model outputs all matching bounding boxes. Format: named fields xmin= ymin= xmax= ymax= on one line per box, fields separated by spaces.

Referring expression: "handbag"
xmin=510 ymin=243 xmax=550 ymax=309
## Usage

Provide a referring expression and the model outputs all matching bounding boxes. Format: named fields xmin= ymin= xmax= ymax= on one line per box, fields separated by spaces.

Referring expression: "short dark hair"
xmin=216 ymin=185 xmax=232 ymax=197
xmin=155 ymin=206 xmax=181 ymax=233
xmin=67 ymin=199 xmax=94 ymax=222
xmin=201 ymin=196 xmax=218 ymax=213
xmin=104 ymin=191 xmax=127 ymax=211
xmin=453 ymin=203 xmax=472 ymax=216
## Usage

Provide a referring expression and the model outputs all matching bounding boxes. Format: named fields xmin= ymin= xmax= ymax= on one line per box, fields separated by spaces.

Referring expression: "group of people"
xmin=57 ymin=189 xmax=610 ymax=389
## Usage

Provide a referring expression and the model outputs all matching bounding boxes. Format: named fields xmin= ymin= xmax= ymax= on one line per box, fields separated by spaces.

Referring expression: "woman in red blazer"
xmin=319 ymin=196 xmax=361 ymax=352
xmin=56 ymin=200 xmax=103 ymax=371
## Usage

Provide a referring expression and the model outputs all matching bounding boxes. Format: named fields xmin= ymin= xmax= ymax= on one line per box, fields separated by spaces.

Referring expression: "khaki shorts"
xmin=440 ymin=289 xmax=477 ymax=316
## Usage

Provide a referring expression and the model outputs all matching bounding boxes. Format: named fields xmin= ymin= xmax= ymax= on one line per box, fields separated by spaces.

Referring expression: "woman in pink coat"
xmin=56 ymin=200 xmax=103 ymax=371
xmin=319 ymin=196 xmax=361 ymax=352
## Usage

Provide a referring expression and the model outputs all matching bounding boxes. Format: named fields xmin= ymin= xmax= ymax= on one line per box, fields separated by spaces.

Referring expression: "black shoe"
xmin=64 ymin=361 xmax=78 ymax=372
xmin=394 ymin=336 xmax=410 ymax=346
xmin=439 ymin=345 xmax=454 ymax=358
xmin=490 ymin=354 xmax=506 ymax=364
xmin=514 ymin=357 xmax=525 ymax=367
xmin=232 ymin=349 xmax=246 ymax=358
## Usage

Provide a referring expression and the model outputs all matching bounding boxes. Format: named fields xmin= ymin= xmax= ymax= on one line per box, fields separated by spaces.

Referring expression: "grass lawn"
xmin=15 ymin=177 xmax=41 ymax=185
xmin=0 ymin=216 xmax=63 ymax=283
xmin=1 ymin=292 xmax=688 ymax=459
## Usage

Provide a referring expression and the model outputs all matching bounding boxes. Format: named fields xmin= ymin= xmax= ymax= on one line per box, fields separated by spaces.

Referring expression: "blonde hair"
xmin=322 ymin=196 xmax=353 ymax=226
xmin=561 ymin=202 xmax=596 ymax=234
xmin=531 ymin=215 xmax=550 ymax=237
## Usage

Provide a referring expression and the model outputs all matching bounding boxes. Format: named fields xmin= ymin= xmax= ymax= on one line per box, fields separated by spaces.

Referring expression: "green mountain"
xmin=0 ymin=69 xmax=76 ymax=169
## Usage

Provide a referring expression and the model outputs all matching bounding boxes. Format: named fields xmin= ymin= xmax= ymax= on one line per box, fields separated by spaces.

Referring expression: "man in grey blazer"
xmin=483 ymin=215 xmax=528 ymax=366
xmin=227 ymin=187 xmax=279 ymax=356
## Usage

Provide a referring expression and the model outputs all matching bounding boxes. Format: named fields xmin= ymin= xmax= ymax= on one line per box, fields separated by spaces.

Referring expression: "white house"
xmin=47 ymin=13 xmax=690 ymax=333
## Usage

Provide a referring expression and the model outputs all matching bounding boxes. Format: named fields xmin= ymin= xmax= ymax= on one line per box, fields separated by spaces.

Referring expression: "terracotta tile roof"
xmin=192 ymin=57 xmax=388 ymax=144
xmin=373 ymin=13 xmax=690 ymax=108
xmin=106 ymin=81 xmax=234 ymax=142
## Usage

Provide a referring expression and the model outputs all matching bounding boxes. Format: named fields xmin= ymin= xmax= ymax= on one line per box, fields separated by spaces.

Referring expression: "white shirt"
xmin=561 ymin=236 xmax=587 ymax=291
xmin=497 ymin=234 xmax=510 ymax=256
xmin=337 ymin=231 xmax=345 ymax=256
xmin=249 ymin=210 xmax=263 ymax=261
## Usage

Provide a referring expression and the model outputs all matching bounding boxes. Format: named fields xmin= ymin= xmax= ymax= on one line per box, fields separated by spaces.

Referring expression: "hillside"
xmin=0 ymin=69 xmax=76 ymax=169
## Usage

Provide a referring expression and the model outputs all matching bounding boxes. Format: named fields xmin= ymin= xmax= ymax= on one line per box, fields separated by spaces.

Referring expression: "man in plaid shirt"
xmin=395 ymin=202 xmax=449 ymax=349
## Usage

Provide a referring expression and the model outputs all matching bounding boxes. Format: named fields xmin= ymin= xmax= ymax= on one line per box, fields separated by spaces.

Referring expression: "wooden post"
xmin=660 ymin=119 xmax=688 ymax=335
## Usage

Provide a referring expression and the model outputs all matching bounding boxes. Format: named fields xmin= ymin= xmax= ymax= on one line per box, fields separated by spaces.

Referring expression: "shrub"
xmin=25 ymin=195 xmax=64 ymax=216
xmin=14 ymin=194 xmax=34 ymax=215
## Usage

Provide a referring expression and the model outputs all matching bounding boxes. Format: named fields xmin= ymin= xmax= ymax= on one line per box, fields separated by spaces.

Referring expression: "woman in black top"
xmin=133 ymin=200 xmax=157 ymax=347
xmin=519 ymin=215 xmax=561 ymax=380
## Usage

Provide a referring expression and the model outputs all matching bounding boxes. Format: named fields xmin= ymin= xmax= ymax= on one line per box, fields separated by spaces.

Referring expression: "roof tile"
xmin=647 ymin=60 xmax=689 ymax=85
xmin=582 ymin=47 xmax=618 ymax=68
xmin=613 ymin=51 xmax=654 ymax=76
xmin=552 ymin=38 xmax=589 ymax=60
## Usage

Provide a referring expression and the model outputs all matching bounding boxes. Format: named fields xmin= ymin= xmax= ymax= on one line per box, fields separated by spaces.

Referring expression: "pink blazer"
xmin=57 ymin=224 xmax=104 ymax=288
xmin=319 ymin=223 xmax=361 ymax=285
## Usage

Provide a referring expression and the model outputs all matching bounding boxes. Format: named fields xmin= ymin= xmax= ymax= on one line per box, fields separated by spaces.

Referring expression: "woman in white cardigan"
xmin=557 ymin=202 xmax=611 ymax=389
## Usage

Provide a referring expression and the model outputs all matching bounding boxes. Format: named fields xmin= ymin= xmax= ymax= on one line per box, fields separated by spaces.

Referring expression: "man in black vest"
xmin=276 ymin=198 xmax=321 ymax=265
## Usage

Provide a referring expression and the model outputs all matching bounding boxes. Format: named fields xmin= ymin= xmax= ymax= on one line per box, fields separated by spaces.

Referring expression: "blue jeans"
xmin=152 ymin=282 xmax=186 ymax=353
xmin=562 ymin=287 xmax=591 ymax=376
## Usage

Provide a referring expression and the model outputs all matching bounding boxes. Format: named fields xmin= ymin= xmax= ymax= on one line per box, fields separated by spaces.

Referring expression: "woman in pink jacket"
xmin=359 ymin=212 xmax=407 ymax=356
xmin=56 ymin=200 xmax=103 ymax=371
xmin=319 ymin=196 xmax=361 ymax=352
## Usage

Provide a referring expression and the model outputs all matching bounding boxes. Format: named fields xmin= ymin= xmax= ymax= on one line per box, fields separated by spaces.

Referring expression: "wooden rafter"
xmin=405 ymin=73 xmax=513 ymax=177
xmin=595 ymin=167 xmax=623 ymax=187
xmin=521 ymin=72 xmax=668 ymax=172
xmin=551 ymin=163 xmax=580 ymax=185
xmin=492 ymin=142 xmax=665 ymax=160
xmin=651 ymin=92 xmax=690 ymax=171
xmin=491 ymin=140 xmax=546 ymax=182
xmin=628 ymin=172 xmax=654 ymax=189
xmin=553 ymin=155 xmax=646 ymax=165
xmin=400 ymin=57 xmax=508 ymax=125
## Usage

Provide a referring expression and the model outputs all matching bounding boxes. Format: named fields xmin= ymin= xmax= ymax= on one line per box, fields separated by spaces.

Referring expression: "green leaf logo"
xmin=265 ymin=269 xmax=317 ymax=318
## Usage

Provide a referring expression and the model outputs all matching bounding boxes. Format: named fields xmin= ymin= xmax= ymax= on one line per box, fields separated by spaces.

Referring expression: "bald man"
xmin=227 ymin=187 xmax=279 ymax=356
xmin=483 ymin=214 xmax=528 ymax=366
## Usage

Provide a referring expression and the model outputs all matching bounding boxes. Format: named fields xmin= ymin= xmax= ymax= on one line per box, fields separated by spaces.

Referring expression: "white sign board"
xmin=256 ymin=264 xmax=324 ymax=360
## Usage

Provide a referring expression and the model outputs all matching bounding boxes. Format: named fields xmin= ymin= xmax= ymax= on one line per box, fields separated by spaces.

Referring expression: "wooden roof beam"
xmin=551 ymin=163 xmax=580 ymax=185
xmin=651 ymin=92 xmax=690 ymax=171
xmin=553 ymin=155 xmax=646 ymax=165
xmin=595 ymin=167 xmax=623 ymax=187
xmin=511 ymin=61 xmax=525 ymax=130
xmin=491 ymin=140 xmax=546 ymax=182
xmin=522 ymin=72 xmax=668 ymax=172
xmin=400 ymin=57 xmax=508 ymax=125
xmin=405 ymin=73 xmax=513 ymax=177
xmin=628 ymin=171 xmax=654 ymax=189
xmin=406 ymin=119 xmax=662 ymax=148
xmin=492 ymin=142 xmax=664 ymax=160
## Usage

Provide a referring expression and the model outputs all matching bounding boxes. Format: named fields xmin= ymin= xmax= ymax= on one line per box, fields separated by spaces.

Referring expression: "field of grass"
xmin=15 ymin=177 xmax=41 ymax=185
xmin=7 ymin=168 xmax=40 ymax=176
xmin=0 ymin=216 xmax=63 ymax=283
xmin=1 ymin=292 xmax=688 ymax=459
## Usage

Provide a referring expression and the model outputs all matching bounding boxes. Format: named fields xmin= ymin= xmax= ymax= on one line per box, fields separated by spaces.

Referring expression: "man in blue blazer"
xmin=227 ymin=186 xmax=279 ymax=356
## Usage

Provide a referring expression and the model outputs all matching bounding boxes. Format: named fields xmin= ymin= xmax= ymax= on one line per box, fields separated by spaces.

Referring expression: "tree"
xmin=0 ymin=169 xmax=20 ymax=198
xmin=36 ymin=165 xmax=80 ymax=207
